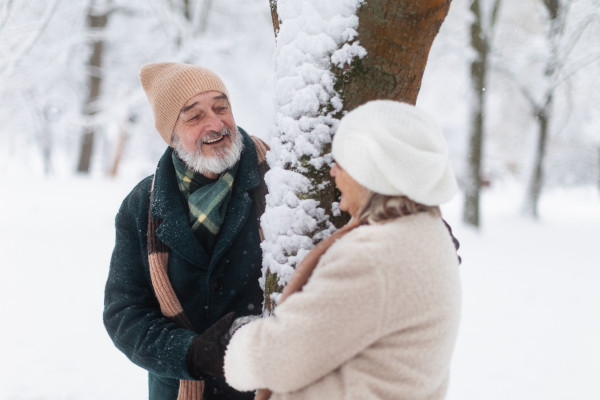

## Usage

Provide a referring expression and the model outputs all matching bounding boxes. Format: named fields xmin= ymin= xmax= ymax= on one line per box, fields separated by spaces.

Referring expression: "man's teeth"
xmin=204 ymin=135 xmax=223 ymax=144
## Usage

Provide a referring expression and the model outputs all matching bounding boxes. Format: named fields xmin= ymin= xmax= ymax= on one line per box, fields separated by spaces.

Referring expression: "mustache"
xmin=198 ymin=126 xmax=233 ymax=146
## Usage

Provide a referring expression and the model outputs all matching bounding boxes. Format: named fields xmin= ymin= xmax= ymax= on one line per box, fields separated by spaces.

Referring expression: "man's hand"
xmin=187 ymin=312 xmax=236 ymax=379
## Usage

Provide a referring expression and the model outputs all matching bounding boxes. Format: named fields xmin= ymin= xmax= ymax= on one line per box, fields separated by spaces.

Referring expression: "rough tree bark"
xmin=269 ymin=0 xmax=279 ymax=37
xmin=264 ymin=0 xmax=453 ymax=312
xmin=77 ymin=0 xmax=109 ymax=173
xmin=338 ymin=0 xmax=451 ymax=109
xmin=463 ymin=0 xmax=501 ymax=227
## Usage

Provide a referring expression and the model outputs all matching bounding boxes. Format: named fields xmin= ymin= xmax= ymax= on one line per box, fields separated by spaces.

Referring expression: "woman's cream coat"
xmin=224 ymin=213 xmax=461 ymax=400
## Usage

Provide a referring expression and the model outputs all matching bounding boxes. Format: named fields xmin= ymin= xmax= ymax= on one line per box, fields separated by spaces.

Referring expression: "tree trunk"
xmin=182 ymin=0 xmax=192 ymax=21
xmin=197 ymin=0 xmax=213 ymax=34
xmin=522 ymin=0 xmax=560 ymax=218
xmin=263 ymin=0 xmax=452 ymax=313
xmin=77 ymin=2 xmax=108 ymax=173
xmin=269 ymin=0 xmax=279 ymax=37
xmin=524 ymin=104 xmax=550 ymax=218
xmin=463 ymin=0 xmax=487 ymax=228
xmin=108 ymin=116 xmax=130 ymax=177
xmin=597 ymin=145 xmax=600 ymax=194
xmin=338 ymin=0 xmax=452 ymax=109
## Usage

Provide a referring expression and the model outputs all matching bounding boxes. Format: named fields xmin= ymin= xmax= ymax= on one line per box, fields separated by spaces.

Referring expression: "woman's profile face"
xmin=330 ymin=162 xmax=368 ymax=218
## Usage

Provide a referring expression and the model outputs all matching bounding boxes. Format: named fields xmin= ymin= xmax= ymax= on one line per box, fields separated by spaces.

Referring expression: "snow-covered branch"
xmin=0 ymin=0 xmax=14 ymax=33
xmin=0 ymin=0 xmax=61 ymax=84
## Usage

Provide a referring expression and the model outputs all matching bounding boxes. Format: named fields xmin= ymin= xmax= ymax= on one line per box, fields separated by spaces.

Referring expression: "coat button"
xmin=212 ymin=281 xmax=223 ymax=292
xmin=213 ymin=386 xmax=223 ymax=396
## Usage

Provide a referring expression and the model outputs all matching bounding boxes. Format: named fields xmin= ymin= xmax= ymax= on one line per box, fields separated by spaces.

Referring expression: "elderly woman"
xmin=222 ymin=100 xmax=461 ymax=400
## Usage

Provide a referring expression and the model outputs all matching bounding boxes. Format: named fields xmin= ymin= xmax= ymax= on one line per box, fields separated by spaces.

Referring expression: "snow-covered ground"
xmin=443 ymin=184 xmax=600 ymax=400
xmin=1 ymin=176 xmax=599 ymax=399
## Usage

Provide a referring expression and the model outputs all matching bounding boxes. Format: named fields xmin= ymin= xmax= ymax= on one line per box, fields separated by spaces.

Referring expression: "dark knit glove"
xmin=187 ymin=311 xmax=236 ymax=379
xmin=220 ymin=315 xmax=261 ymax=348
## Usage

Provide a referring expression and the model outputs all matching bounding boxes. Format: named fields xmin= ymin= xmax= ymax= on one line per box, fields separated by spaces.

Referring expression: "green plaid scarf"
xmin=172 ymin=152 xmax=239 ymax=255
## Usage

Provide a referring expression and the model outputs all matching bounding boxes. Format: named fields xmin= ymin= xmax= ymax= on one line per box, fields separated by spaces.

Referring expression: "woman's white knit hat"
xmin=332 ymin=100 xmax=458 ymax=206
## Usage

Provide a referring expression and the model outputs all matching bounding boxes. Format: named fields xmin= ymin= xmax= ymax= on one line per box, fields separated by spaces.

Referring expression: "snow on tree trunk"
xmin=261 ymin=0 xmax=452 ymax=313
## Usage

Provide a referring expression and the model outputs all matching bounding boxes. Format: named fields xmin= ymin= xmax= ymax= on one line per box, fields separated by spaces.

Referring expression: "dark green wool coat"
xmin=104 ymin=130 xmax=264 ymax=400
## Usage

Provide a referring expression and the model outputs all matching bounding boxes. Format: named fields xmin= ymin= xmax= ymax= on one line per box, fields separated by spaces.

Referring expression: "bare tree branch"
xmin=542 ymin=0 xmax=560 ymax=19
xmin=553 ymin=52 xmax=600 ymax=90
xmin=494 ymin=64 xmax=541 ymax=111
xmin=182 ymin=0 xmax=191 ymax=21
xmin=543 ymin=10 xmax=600 ymax=94
xmin=0 ymin=0 xmax=61 ymax=84
xmin=490 ymin=0 xmax=502 ymax=30
xmin=555 ymin=13 xmax=600 ymax=72
xmin=0 ymin=0 xmax=14 ymax=33
xmin=197 ymin=0 xmax=213 ymax=35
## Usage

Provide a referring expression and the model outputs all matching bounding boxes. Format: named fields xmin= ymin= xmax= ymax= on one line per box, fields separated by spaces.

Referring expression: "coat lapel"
xmin=151 ymin=128 xmax=261 ymax=272
xmin=209 ymin=128 xmax=260 ymax=272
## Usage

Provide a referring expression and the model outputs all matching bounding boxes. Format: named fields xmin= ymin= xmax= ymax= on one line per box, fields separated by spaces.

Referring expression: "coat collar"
xmin=151 ymin=128 xmax=260 ymax=269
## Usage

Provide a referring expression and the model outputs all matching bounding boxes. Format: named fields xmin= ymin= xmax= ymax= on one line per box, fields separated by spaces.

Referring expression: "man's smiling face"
xmin=174 ymin=90 xmax=236 ymax=156
xmin=172 ymin=90 xmax=243 ymax=178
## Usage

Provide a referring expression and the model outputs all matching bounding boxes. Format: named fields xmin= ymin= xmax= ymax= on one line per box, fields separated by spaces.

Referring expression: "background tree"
xmin=463 ymin=0 xmax=501 ymax=227
xmin=77 ymin=0 xmax=111 ymax=173
xmin=261 ymin=0 xmax=454 ymax=313
xmin=521 ymin=0 xmax=563 ymax=217
xmin=494 ymin=0 xmax=600 ymax=218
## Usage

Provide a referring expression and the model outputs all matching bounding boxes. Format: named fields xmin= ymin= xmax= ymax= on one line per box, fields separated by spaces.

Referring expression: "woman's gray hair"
xmin=357 ymin=191 xmax=441 ymax=225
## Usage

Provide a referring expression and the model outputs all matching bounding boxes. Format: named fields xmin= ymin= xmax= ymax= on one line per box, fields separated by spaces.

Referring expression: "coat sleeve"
xmin=223 ymin=235 xmax=386 ymax=393
xmin=103 ymin=192 xmax=198 ymax=380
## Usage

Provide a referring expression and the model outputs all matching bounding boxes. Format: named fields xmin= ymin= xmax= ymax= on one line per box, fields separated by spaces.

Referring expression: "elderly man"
xmin=103 ymin=63 xmax=269 ymax=400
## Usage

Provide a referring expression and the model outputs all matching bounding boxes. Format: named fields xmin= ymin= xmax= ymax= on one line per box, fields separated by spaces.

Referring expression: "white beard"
xmin=173 ymin=127 xmax=244 ymax=176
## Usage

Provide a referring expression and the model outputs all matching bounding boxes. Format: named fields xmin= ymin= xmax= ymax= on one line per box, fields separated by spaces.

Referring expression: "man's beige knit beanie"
xmin=139 ymin=62 xmax=230 ymax=146
xmin=332 ymin=100 xmax=458 ymax=206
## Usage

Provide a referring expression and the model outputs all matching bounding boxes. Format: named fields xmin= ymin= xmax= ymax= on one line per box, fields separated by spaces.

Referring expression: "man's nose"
xmin=204 ymin=113 xmax=224 ymax=133
xmin=330 ymin=164 xmax=337 ymax=177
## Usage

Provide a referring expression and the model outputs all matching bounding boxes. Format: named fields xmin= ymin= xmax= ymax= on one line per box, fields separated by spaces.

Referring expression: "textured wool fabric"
xmin=172 ymin=152 xmax=239 ymax=255
xmin=104 ymin=130 xmax=269 ymax=400
xmin=144 ymin=135 xmax=267 ymax=400
xmin=224 ymin=213 xmax=462 ymax=400
xmin=147 ymin=185 xmax=205 ymax=399
xmin=332 ymin=100 xmax=458 ymax=206
xmin=140 ymin=62 xmax=230 ymax=145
